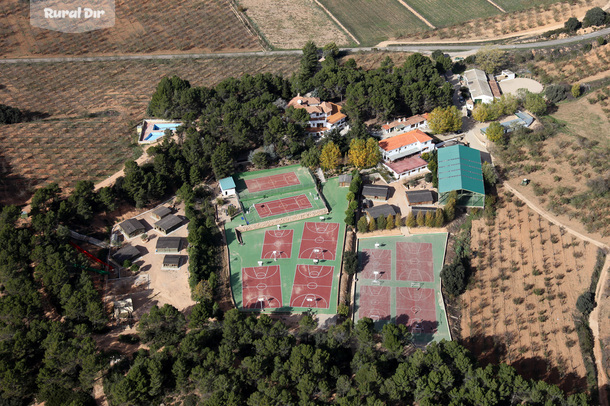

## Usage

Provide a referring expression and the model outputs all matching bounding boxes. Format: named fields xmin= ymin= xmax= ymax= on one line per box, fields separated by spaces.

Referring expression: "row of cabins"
xmin=118 ymin=206 xmax=184 ymax=239
xmin=113 ymin=237 xmax=186 ymax=269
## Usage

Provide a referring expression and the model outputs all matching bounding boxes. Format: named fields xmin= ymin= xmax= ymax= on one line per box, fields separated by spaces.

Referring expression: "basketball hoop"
xmin=306 ymin=296 xmax=315 ymax=308
xmin=375 ymin=243 xmax=380 ymax=248
xmin=258 ymin=297 xmax=265 ymax=309
xmin=313 ymin=259 xmax=319 ymax=264
xmin=257 ymin=261 xmax=263 ymax=267
xmin=272 ymin=250 xmax=278 ymax=261
xmin=277 ymin=224 xmax=281 ymax=230
xmin=319 ymin=216 xmax=325 ymax=221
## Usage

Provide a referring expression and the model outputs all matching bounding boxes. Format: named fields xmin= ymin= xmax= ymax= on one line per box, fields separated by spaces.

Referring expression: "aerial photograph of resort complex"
xmin=2 ymin=0 xmax=610 ymax=404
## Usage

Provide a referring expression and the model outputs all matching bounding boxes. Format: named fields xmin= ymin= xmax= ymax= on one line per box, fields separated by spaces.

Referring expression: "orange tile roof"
xmin=381 ymin=113 xmax=429 ymax=130
xmin=378 ymin=129 xmax=432 ymax=152
xmin=327 ymin=104 xmax=345 ymax=124
xmin=287 ymin=95 xmax=321 ymax=109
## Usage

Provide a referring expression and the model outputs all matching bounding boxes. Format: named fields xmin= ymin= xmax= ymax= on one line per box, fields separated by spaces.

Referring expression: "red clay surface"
xmin=290 ymin=265 xmax=334 ymax=308
xmin=298 ymin=222 xmax=340 ymax=260
xmin=261 ymin=229 xmax=293 ymax=259
xmin=245 ymin=172 xmax=300 ymax=193
xmin=358 ymin=285 xmax=392 ymax=322
xmin=255 ymin=194 xmax=312 ymax=218
xmin=242 ymin=266 xmax=282 ymax=310
xmin=396 ymin=242 xmax=434 ymax=282
xmin=360 ymin=249 xmax=392 ymax=280
xmin=396 ymin=287 xmax=437 ymax=333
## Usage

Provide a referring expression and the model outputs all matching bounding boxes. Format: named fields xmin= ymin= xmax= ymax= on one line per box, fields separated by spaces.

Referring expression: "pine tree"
xmin=386 ymin=214 xmax=395 ymax=230
xmin=395 ymin=215 xmax=403 ymax=228
xmin=368 ymin=217 xmax=377 ymax=232
xmin=357 ymin=216 xmax=369 ymax=233
xmin=406 ymin=213 xmax=416 ymax=227
xmin=377 ymin=215 xmax=387 ymax=230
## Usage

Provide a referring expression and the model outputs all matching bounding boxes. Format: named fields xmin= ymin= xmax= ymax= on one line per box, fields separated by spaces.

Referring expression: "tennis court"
xmin=261 ymin=229 xmax=293 ymax=259
xmin=358 ymin=285 xmax=392 ymax=322
xmin=396 ymin=287 xmax=437 ymax=334
xmin=242 ymin=266 xmax=283 ymax=309
xmin=396 ymin=242 xmax=434 ymax=282
xmin=245 ymin=171 xmax=300 ymax=193
xmin=255 ymin=194 xmax=312 ymax=218
xmin=360 ymin=249 xmax=392 ymax=280
xmin=290 ymin=265 xmax=334 ymax=308
xmin=298 ymin=222 xmax=340 ymax=260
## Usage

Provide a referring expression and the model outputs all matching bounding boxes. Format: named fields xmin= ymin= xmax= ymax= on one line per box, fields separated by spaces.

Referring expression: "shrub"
xmin=251 ymin=151 xmax=270 ymax=169
xmin=564 ymin=17 xmax=581 ymax=32
xmin=576 ymin=291 xmax=596 ymax=315
xmin=441 ymin=260 xmax=467 ymax=297
xmin=533 ymin=288 xmax=545 ymax=296
xmin=571 ymin=83 xmax=581 ymax=98
xmin=376 ymin=215 xmax=387 ymax=230
xmin=406 ymin=213 xmax=416 ymax=227
xmin=583 ymin=7 xmax=607 ymax=27
xmin=386 ymin=214 xmax=395 ymax=230
xmin=357 ymin=216 xmax=368 ymax=233
xmin=545 ymin=84 xmax=569 ymax=103
xmin=416 ymin=211 xmax=425 ymax=227
xmin=343 ymin=251 xmax=359 ymax=276
xmin=368 ymin=218 xmax=376 ymax=232
xmin=0 ymin=104 xmax=24 ymax=124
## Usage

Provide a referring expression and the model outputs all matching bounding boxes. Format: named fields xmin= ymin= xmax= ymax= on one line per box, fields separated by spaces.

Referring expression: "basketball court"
xmin=298 ymin=222 xmax=340 ymax=260
xmin=357 ymin=285 xmax=392 ymax=322
xmin=245 ymin=172 xmax=300 ymax=193
xmin=241 ymin=266 xmax=283 ymax=309
xmin=254 ymin=194 xmax=313 ymax=218
xmin=290 ymin=265 xmax=334 ymax=308
xmin=396 ymin=242 xmax=434 ymax=282
xmin=261 ymin=229 xmax=293 ymax=259
xmin=396 ymin=287 xmax=437 ymax=334
xmin=360 ymin=249 xmax=392 ymax=280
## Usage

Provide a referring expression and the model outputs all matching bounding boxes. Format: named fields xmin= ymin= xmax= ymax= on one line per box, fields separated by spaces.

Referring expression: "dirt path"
xmin=503 ymin=182 xmax=610 ymax=404
xmin=94 ymin=146 xmax=152 ymax=191
xmin=484 ymin=0 xmax=506 ymax=13
xmin=311 ymin=0 xmax=361 ymax=45
xmin=396 ymin=0 xmax=435 ymax=29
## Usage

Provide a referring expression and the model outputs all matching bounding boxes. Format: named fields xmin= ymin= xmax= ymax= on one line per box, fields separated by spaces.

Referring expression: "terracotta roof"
xmin=489 ymin=79 xmax=502 ymax=98
xmin=378 ymin=129 xmax=432 ymax=152
xmin=305 ymin=126 xmax=329 ymax=133
xmin=382 ymin=113 xmax=429 ymax=130
xmin=384 ymin=155 xmax=428 ymax=174
xmin=327 ymin=105 xmax=346 ymax=124
xmin=287 ymin=95 xmax=321 ymax=109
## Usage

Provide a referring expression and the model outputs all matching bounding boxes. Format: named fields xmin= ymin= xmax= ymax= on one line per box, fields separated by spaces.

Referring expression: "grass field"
xmin=0 ymin=55 xmax=301 ymax=204
xmin=318 ymin=0 xmax=430 ymax=45
xmin=226 ymin=177 xmax=348 ymax=314
xmin=0 ymin=0 xmax=260 ymax=57
xmin=492 ymin=0 xmax=564 ymax=12
xmin=407 ymin=0 xmax=500 ymax=28
xmin=355 ymin=234 xmax=450 ymax=345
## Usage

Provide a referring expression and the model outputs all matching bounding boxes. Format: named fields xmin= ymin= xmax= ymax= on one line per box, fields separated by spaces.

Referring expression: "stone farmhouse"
xmin=287 ymin=95 xmax=347 ymax=137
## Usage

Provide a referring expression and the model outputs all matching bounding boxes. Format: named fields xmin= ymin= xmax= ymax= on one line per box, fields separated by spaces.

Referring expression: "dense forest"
xmin=0 ymin=45 xmax=592 ymax=404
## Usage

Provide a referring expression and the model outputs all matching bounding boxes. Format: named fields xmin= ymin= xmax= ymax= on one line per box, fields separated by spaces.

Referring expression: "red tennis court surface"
xmin=360 ymin=249 xmax=392 ymax=280
xmin=298 ymin=222 xmax=340 ymax=260
xmin=396 ymin=287 xmax=437 ymax=333
xmin=245 ymin=172 xmax=300 ymax=193
xmin=255 ymin=194 xmax=312 ymax=218
xmin=261 ymin=229 xmax=293 ymax=259
xmin=358 ymin=285 xmax=391 ymax=322
xmin=242 ymin=266 xmax=282 ymax=310
xmin=396 ymin=242 xmax=434 ymax=282
xmin=290 ymin=265 xmax=334 ymax=308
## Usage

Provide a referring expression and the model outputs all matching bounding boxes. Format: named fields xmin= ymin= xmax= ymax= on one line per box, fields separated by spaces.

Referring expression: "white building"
xmin=219 ymin=177 xmax=236 ymax=196
xmin=378 ymin=129 xmax=434 ymax=162
xmin=287 ymin=95 xmax=347 ymax=137
xmin=464 ymin=69 xmax=494 ymax=106
xmin=381 ymin=113 xmax=429 ymax=137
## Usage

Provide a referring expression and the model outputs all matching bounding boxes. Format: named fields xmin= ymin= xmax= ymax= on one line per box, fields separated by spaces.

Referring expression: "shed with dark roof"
xmin=338 ymin=174 xmax=352 ymax=187
xmin=154 ymin=215 xmax=183 ymax=235
xmin=118 ymin=219 xmax=145 ymax=238
xmin=364 ymin=204 xmax=398 ymax=220
xmin=362 ymin=184 xmax=391 ymax=200
xmin=156 ymin=237 xmax=183 ymax=253
xmin=113 ymin=245 xmax=142 ymax=265
xmin=162 ymin=255 xmax=183 ymax=269
xmin=151 ymin=206 xmax=172 ymax=221
xmin=405 ymin=190 xmax=434 ymax=206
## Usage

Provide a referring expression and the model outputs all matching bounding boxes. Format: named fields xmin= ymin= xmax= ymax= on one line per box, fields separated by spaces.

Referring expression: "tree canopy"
xmin=428 ymin=105 xmax=462 ymax=134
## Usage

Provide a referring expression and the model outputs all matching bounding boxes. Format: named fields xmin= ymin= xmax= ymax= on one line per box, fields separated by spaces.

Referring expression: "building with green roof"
xmin=437 ymin=145 xmax=485 ymax=208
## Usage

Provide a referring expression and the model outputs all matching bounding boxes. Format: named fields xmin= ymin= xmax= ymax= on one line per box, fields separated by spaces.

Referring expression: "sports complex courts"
xmin=354 ymin=234 xmax=451 ymax=345
xmin=225 ymin=177 xmax=349 ymax=314
xmin=231 ymin=165 xmax=326 ymax=225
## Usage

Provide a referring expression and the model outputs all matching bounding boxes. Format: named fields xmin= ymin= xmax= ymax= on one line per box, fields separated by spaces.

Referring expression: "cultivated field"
xmin=0 ymin=0 xmax=260 ymax=57
xmin=407 ymin=0 xmax=499 ymax=28
xmin=0 ymin=55 xmax=301 ymax=204
xmin=240 ymin=0 xmax=350 ymax=49
xmin=462 ymin=190 xmax=599 ymax=393
xmin=318 ymin=0 xmax=430 ymax=45
xmin=493 ymin=0 xmax=567 ymax=12
xmin=397 ymin=0 xmax=601 ymax=42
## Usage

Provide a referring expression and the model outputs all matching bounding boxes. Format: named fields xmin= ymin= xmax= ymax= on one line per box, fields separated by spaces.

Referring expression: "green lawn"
xmin=226 ymin=177 xmax=349 ymax=314
xmin=355 ymin=234 xmax=451 ymax=345
xmin=318 ymin=0 xmax=430 ymax=46
xmin=492 ymin=0 xmax=563 ymax=12
xmin=408 ymin=0 xmax=500 ymax=28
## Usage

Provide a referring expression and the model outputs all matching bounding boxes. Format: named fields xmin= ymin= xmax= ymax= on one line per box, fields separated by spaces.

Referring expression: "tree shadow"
xmin=461 ymin=334 xmax=588 ymax=394
xmin=0 ymin=152 xmax=43 ymax=205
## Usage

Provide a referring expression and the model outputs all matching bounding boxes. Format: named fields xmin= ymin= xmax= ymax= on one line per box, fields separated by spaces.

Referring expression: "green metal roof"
xmin=437 ymin=145 xmax=485 ymax=195
xmin=219 ymin=176 xmax=236 ymax=190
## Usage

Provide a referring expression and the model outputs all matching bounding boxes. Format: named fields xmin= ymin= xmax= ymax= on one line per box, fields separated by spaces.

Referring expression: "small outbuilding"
xmin=113 ymin=245 xmax=142 ymax=265
xmin=154 ymin=215 xmax=183 ymax=235
xmin=151 ymin=206 xmax=172 ymax=221
xmin=405 ymin=190 xmax=434 ymax=206
xmin=338 ymin=174 xmax=353 ymax=187
xmin=411 ymin=206 xmax=437 ymax=218
xmin=219 ymin=177 xmax=237 ymax=196
xmin=364 ymin=204 xmax=398 ymax=220
xmin=118 ymin=219 xmax=146 ymax=239
xmin=162 ymin=255 xmax=183 ymax=269
xmin=362 ymin=184 xmax=392 ymax=201
xmin=156 ymin=237 xmax=183 ymax=253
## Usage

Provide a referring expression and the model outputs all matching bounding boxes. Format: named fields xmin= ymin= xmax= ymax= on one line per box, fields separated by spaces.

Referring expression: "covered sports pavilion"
xmin=437 ymin=145 xmax=485 ymax=208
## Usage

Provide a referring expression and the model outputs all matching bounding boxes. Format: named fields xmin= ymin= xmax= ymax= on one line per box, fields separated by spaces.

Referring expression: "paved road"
xmin=2 ymin=27 xmax=610 ymax=64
